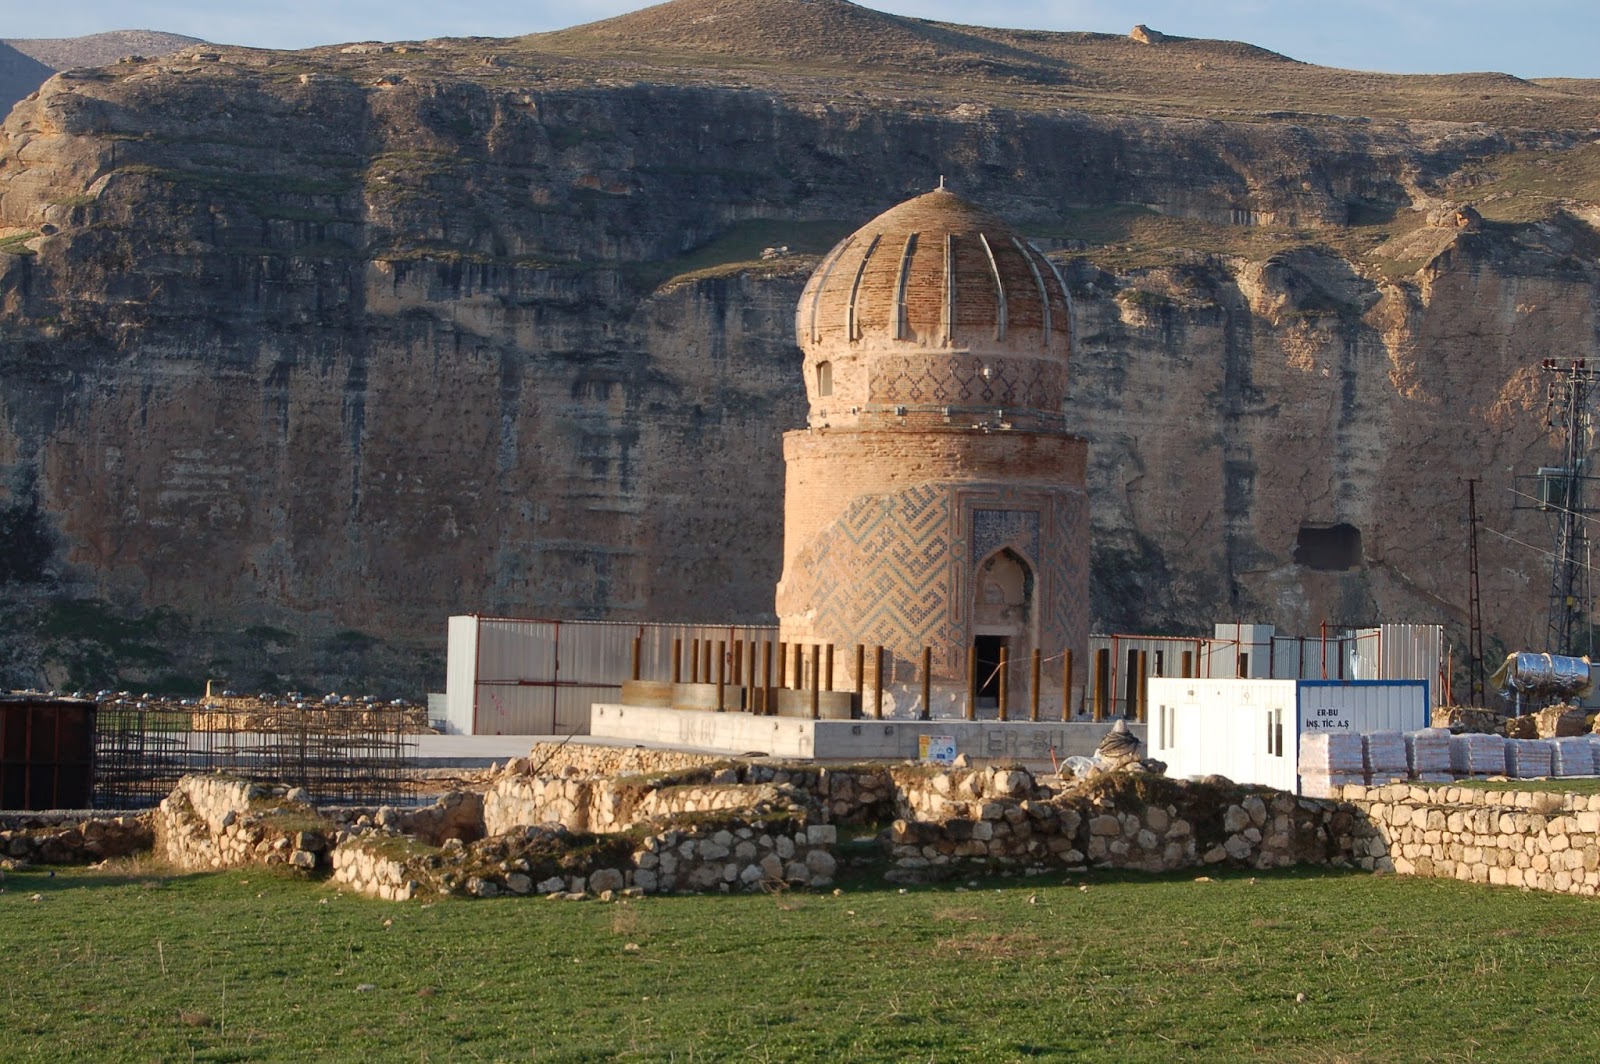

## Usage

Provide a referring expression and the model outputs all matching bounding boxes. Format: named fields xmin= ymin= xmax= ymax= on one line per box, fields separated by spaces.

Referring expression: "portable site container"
xmin=1146 ymin=678 xmax=1430 ymax=794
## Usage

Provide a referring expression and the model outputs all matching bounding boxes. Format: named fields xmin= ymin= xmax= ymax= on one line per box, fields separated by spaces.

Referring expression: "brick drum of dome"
xmin=776 ymin=186 xmax=1090 ymax=707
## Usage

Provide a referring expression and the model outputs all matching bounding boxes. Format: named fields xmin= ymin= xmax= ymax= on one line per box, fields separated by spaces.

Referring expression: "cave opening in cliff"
xmin=1294 ymin=523 xmax=1362 ymax=571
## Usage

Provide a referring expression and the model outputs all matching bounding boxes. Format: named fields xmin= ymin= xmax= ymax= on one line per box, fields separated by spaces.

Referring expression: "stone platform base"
xmin=588 ymin=703 xmax=1143 ymax=766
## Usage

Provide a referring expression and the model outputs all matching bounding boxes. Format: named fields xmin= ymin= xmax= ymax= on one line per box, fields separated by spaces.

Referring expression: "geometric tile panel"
xmin=782 ymin=480 xmax=1090 ymax=679
xmin=781 ymin=483 xmax=953 ymax=661
xmin=972 ymin=508 xmax=1040 ymax=566
xmin=869 ymin=354 xmax=1061 ymax=410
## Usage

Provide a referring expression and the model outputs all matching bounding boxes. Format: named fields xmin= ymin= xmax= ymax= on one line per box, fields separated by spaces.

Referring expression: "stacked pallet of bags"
xmin=1300 ymin=733 xmax=1365 ymax=797
xmin=1362 ymin=731 xmax=1409 ymax=784
xmin=1549 ymin=736 xmax=1596 ymax=777
xmin=1504 ymin=738 xmax=1552 ymax=778
xmin=1404 ymin=728 xmax=1453 ymax=783
xmin=1449 ymin=733 xmax=1506 ymax=777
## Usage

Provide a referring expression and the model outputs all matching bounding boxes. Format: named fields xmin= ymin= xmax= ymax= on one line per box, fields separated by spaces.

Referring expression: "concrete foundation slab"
xmin=588 ymin=704 xmax=1145 ymax=766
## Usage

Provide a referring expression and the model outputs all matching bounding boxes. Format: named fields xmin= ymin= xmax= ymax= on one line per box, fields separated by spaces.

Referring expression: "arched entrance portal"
xmin=973 ymin=548 xmax=1034 ymax=707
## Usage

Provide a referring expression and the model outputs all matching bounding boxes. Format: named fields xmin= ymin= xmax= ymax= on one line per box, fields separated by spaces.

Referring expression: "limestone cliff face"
xmin=0 ymin=41 xmax=1592 ymax=690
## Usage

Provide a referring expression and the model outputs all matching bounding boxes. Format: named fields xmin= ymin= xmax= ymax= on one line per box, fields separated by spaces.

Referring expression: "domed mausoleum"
xmin=776 ymin=186 xmax=1089 ymax=706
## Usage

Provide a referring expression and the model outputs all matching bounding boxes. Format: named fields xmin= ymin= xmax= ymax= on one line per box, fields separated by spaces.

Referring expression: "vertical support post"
xmin=703 ymin=640 xmax=714 ymax=686
xmin=1125 ymin=647 xmax=1140 ymax=719
xmin=793 ymin=643 xmax=804 ymax=691
xmin=810 ymin=650 xmax=821 ymax=720
xmin=855 ymin=645 xmax=865 ymax=699
xmin=824 ymin=644 xmax=834 ymax=692
xmin=1062 ymin=649 xmax=1074 ymax=721
xmin=920 ymin=646 xmax=932 ymax=721
xmin=748 ymin=641 xmax=758 ymax=703
xmin=690 ymin=638 xmax=700 ymax=684
xmin=761 ymin=641 xmax=773 ymax=716
xmin=1093 ymin=648 xmax=1110 ymax=722
xmin=631 ymin=636 xmax=642 ymax=682
xmin=732 ymin=639 xmax=743 ymax=686
xmin=1030 ymin=649 xmax=1041 ymax=722
xmin=777 ymin=642 xmax=787 ymax=688
xmin=966 ymin=645 xmax=978 ymax=721
xmin=1181 ymin=650 xmax=1193 ymax=679
xmin=672 ymin=638 xmax=682 ymax=685
xmin=873 ymin=645 xmax=885 ymax=719
xmin=716 ymin=640 xmax=726 ymax=712
xmin=998 ymin=646 xmax=1009 ymax=722
xmin=1137 ymin=649 xmax=1149 ymax=723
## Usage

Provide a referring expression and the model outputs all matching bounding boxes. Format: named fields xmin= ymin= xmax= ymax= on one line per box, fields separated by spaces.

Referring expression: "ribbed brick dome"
xmin=794 ymin=187 xmax=1072 ymax=423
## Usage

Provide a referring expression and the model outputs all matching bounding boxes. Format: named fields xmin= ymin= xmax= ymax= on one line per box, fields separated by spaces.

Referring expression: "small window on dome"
xmin=816 ymin=360 xmax=833 ymax=397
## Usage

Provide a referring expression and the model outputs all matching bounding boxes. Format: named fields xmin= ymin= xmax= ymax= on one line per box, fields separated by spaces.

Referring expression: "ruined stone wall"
xmin=330 ymin=817 xmax=838 ymax=901
xmin=0 ymin=812 xmax=151 ymax=864
xmin=518 ymin=742 xmax=730 ymax=779
xmin=1342 ymin=783 xmax=1600 ymax=896
xmin=155 ymin=775 xmax=332 ymax=873
xmin=884 ymin=777 xmax=1350 ymax=883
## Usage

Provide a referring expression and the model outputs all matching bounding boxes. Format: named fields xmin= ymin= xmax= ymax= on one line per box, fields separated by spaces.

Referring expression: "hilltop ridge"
xmin=0 ymin=29 xmax=202 ymax=114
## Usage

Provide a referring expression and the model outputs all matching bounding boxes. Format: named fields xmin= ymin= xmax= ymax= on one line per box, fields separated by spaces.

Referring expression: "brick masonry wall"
xmin=778 ymin=428 xmax=1088 ymax=679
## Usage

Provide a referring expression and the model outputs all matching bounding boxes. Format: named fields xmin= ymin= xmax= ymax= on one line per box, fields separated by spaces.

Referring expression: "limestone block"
xmin=1223 ymin=835 xmax=1252 ymax=861
xmin=1088 ymin=815 xmax=1120 ymax=837
xmin=1223 ymin=806 xmax=1250 ymax=833
xmin=1202 ymin=845 xmax=1227 ymax=864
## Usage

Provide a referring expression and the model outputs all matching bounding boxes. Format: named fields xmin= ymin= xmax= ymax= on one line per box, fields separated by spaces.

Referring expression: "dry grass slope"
xmin=521 ymin=0 xmax=1600 ymax=127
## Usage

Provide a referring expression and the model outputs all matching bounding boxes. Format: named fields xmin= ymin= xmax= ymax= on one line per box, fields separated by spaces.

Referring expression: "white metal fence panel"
xmin=476 ymin=618 xmax=558 ymax=683
xmin=473 ymin=683 xmax=553 ymax=735
xmin=445 ymin=616 xmax=480 ymax=734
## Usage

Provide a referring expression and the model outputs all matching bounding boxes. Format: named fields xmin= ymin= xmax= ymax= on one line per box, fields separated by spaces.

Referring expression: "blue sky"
xmin=6 ymin=1 xmax=1599 ymax=79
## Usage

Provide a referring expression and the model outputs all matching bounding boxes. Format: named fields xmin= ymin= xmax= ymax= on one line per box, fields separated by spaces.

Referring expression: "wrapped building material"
xmin=1405 ymin=728 xmax=1453 ymax=782
xmin=1300 ymin=733 xmax=1365 ymax=797
xmin=1491 ymin=653 xmax=1594 ymax=700
xmin=1362 ymin=731 xmax=1408 ymax=784
xmin=1549 ymin=737 xmax=1595 ymax=777
xmin=1450 ymin=733 xmax=1507 ymax=776
xmin=1505 ymin=738 xmax=1552 ymax=779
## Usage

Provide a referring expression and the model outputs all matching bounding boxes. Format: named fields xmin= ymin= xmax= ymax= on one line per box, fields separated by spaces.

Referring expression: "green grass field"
xmin=6 ymin=861 xmax=1600 ymax=1062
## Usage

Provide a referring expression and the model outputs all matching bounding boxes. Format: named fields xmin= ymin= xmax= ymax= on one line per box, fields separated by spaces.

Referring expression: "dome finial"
xmin=938 ymin=174 xmax=946 ymax=191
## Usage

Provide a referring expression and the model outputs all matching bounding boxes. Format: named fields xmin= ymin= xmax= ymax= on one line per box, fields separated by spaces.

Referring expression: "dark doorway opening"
xmin=975 ymin=634 xmax=1007 ymax=707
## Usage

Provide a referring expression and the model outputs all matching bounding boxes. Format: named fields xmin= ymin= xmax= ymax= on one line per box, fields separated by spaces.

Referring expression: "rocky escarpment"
xmin=0 ymin=4 xmax=1598 ymax=691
